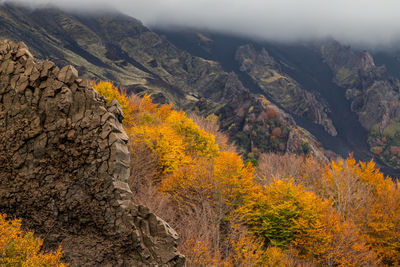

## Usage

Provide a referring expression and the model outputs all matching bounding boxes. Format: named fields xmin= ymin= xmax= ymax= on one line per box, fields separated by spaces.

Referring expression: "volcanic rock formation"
xmin=0 ymin=40 xmax=184 ymax=266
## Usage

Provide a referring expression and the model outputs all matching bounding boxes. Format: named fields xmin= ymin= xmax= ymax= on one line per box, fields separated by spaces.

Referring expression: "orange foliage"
xmin=390 ymin=146 xmax=400 ymax=158
xmin=93 ymin=81 xmax=400 ymax=266
xmin=305 ymin=156 xmax=399 ymax=265
xmin=0 ymin=214 xmax=66 ymax=266
xmin=266 ymin=108 xmax=278 ymax=120
xmin=160 ymin=151 xmax=255 ymax=209
xmin=228 ymin=224 xmax=266 ymax=266
xmin=271 ymin=127 xmax=282 ymax=137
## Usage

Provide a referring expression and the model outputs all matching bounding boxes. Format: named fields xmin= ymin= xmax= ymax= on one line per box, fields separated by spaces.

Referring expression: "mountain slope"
xmin=235 ymin=44 xmax=337 ymax=136
xmin=154 ymin=29 xmax=400 ymax=176
xmin=5 ymin=3 xmax=400 ymax=174
xmin=0 ymin=3 xmax=328 ymax=161
xmin=318 ymin=40 xmax=400 ymax=169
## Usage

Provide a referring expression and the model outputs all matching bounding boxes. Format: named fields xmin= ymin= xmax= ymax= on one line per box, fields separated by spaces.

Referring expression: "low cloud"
xmin=4 ymin=0 xmax=400 ymax=47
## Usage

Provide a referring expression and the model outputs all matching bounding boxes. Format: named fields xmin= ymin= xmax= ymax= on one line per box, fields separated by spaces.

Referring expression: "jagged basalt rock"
xmin=0 ymin=40 xmax=184 ymax=266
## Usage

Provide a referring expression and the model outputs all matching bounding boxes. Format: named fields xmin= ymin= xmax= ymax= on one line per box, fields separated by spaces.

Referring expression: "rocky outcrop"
xmin=214 ymin=89 xmax=327 ymax=160
xmin=319 ymin=39 xmax=400 ymax=169
xmin=319 ymin=39 xmax=389 ymax=90
xmin=319 ymin=40 xmax=400 ymax=131
xmin=0 ymin=40 xmax=184 ymax=266
xmin=235 ymin=44 xmax=337 ymax=136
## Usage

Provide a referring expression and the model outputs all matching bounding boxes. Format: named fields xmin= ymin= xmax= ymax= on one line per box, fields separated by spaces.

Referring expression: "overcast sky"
xmin=4 ymin=0 xmax=400 ymax=48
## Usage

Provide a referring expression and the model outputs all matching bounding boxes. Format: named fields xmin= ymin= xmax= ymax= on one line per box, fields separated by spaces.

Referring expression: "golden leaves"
xmin=0 ymin=214 xmax=66 ymax=266
xmin=93 ymin=81 xmax=399 ymax=266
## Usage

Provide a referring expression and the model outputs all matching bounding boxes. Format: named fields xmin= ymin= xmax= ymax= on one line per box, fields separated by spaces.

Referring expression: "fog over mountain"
xmin=3 ymin=0 xmax=400 ymax=48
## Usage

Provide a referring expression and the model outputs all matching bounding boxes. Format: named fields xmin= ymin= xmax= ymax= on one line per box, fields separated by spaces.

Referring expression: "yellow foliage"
xmin=325 ymin=156 xmax=391 ymax=194
xmin=263 ymin=246 xmax=290 ymax=267
xmin=237 ymin=179 xmax=378 ymax=265
xmin=0 ymin=214 xmax=66 ymax=266
xmin=323 ymin=156 xmax=400 ymax=264
xmin=229 ymin=225 xmax=266 ymax=266
xmin=93 ymin=82 xmax=219 ymax=174
xmin=181 ymin=239 xmax=223 ymax=266
xmin=166 ymin=111 xmax=219 ymax=158
xmin=237 ymin=179 xmax=331 ymax=249
xmin=129 ymin=110 xmax=218 ymax=174
xmin=92 ymin=81 xmax=397 ymax=266
xmin=212 ymin=151 xmax=256 ymax=206
xmin=160 ymin=151 xmax=256 ymax=209
xmin=92 ymin=81 xmax=135 ymax=127
xmin=132 ymin=124 xmax=192 ymax=174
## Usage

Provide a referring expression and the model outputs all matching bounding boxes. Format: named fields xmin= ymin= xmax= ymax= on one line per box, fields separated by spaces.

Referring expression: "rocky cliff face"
xmin=319 ymin=40 xmax=386 ymax=90
xmin=319 ymin=40 xmax=400 ymax=169
xmin=235 ymin=44 xmax=337 ymax=136
xmin=0 ymin=40 xmax=184 ymax=266
xmin=205 ymin=89 xmax=327 ymax=161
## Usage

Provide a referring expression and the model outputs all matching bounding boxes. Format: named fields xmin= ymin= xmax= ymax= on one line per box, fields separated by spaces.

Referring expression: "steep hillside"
xmin=0 ymin=3 xmax=327 ymax=161
xmin=0 ymin=2 xmax=245 ymax=107
xmin=154 ymin=29 xmax=400 ymax=176
xmin=2 ymin=37 xmax=400 ymax=267
xmin=89 ymin=82 xmax=400 ymax=266
xmin=235 ymin=44 xmax=337 ymax=136
xmin=318 ymin=40 xmax=400 ymax=169
xmin=0 ymin=40 xmax=184 ymax=266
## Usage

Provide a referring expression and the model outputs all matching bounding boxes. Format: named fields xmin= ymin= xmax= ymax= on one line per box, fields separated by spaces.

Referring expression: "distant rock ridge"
xmin=0 ymin=40 xmax=184 ymax=266
xmin=235 ymin=44 xmax=337 ymax=136
xmin=318 ymin=39 xmax=400 ymax=169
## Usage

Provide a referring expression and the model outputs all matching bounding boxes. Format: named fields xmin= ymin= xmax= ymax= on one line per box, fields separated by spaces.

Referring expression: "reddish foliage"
xmin=272 ymin=127 xmax=282 ymax=137
xmin=266 ymin=108 xmax=278 ymax=120
xmin=390 ymin=146 xmax=400 ymax=158
xmin=373 ymin=147 xmax=383 ymax=155
xmin=258 ymin=111 xmax=269 ymax=122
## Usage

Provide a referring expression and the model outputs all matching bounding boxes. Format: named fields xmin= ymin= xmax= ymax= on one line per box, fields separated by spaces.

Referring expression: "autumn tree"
xmin=93 ymin=81 xmax=395 ymax=266
xmin=257 ymin=153 xmax=325 ymax=189
xmin=227 ymin=224 xmax=266 ymax=266
xmin=320 ymin=156 xmax=400 ymax=264
xmin=0 ymin=214 xmax=66 ymax=266
xmin=236 ymin=179 xmax=378 ymax=265
xmin=237 ymin=180 xmax=331 ymax=249
xmin=160 ymin=151 xmax=255 ymax=210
